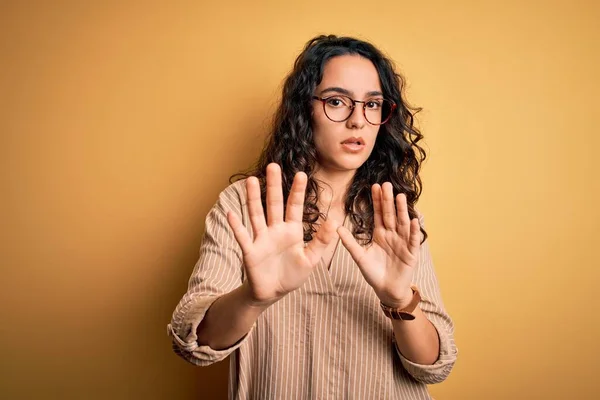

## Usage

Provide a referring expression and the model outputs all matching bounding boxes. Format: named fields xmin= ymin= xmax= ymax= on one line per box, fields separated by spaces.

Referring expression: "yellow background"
xmin=1 ymin=1 xmax=598 ymax=399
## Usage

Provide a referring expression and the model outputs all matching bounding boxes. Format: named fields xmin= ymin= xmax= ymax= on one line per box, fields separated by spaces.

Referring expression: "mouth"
xmin=341 ymin=137 xmax=365 ymax=146
xmin=340 ymin=137 xmax=366 ymax=153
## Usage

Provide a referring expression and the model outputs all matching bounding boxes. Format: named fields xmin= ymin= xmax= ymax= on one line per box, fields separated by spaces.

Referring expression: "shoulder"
xmin=214 ymin=178 xmax=249 ymax=214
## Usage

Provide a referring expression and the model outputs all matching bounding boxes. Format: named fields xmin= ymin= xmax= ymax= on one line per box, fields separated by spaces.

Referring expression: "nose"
xmin=346 ymin=103 xmax=366 ymax=129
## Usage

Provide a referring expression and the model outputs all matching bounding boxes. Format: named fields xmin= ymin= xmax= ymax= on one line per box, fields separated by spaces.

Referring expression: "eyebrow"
xmin=320 ymin=87 xmax=384 ymax=97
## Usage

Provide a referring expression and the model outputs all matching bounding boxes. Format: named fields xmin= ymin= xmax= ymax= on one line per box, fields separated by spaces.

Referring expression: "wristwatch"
xmin=380 ymin=285 xmax=421 ymax=321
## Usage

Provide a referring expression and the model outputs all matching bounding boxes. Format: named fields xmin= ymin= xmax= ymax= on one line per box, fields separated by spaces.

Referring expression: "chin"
xmin=331 ymin=157 xmax=368 ymax=171
xmin=317 ymin=149 xmax=371 ymax=171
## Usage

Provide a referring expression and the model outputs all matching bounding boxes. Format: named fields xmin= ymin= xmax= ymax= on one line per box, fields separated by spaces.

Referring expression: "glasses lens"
xmin=323 ymin=95 xmax=353 ymax=122
xmin=364 ymin=99 xmax=394 ymax=125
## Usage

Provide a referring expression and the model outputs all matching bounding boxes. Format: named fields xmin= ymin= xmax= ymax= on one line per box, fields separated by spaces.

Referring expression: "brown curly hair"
xmin=231 ymin=35 xmax=427 ymax=245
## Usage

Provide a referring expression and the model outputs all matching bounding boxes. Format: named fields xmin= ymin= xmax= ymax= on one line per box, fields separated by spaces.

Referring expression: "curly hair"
xmin=231 ymin=34 xmax=428 ymax=245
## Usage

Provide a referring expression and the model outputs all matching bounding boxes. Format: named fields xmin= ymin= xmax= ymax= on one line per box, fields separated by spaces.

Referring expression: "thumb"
xmin=337 ymin=225 xmax=366 ymax=266
xmin=304 ymin=218 xmax=339 ymax=266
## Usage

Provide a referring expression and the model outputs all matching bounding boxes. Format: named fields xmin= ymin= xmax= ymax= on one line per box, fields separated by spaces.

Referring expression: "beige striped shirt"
xmin=168 ymin=179 xmax=457 ymax=399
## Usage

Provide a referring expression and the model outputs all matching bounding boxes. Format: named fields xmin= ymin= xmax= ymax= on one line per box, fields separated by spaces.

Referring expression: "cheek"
xmin=312 ymin=127 xmax=331 ymax=153
xmin=313 ymin=123 xmax=344 ymax=152
xmin=370 ymin=128 xmax=382 ymax=146
xmin=311 ymin=104 xmax=329 ymax=130
xmin=312 ymin=113 xmax=338 ymax=146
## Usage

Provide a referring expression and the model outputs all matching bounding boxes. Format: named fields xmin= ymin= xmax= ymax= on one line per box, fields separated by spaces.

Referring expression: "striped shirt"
xmin=168 ymin=179 xmax=458 ymax=399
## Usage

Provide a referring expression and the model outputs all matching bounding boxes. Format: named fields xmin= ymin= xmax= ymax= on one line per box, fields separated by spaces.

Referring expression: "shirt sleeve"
xmin=167 ymin=181 xmax=252 ymax=366
xmin=395 ymin=213 xmax=458 ymax=384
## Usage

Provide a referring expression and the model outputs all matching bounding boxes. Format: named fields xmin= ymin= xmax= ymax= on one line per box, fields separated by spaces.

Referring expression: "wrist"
xmin=380 ymin=287 xmax=416 ymax=309
xmin=240 ymin=280 xmax=281 ymax=310
xmin=380 ymin=285 xmax=421 ymax=321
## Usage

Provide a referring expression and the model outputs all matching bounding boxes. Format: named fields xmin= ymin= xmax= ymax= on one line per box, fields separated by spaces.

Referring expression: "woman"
xmin=168 ymin=35 xmax=457 ymax=399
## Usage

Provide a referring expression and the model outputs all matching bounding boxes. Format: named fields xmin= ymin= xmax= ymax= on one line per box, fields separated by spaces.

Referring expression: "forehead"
xmin=317 ymin=54 xmax=381 ymax=94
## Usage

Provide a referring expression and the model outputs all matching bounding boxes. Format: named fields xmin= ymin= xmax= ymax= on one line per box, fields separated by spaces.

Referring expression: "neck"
xmin=312 ymin=165 xmax=356 ymax=212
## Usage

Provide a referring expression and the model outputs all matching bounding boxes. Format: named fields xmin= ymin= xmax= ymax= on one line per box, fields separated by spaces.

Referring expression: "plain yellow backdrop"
xmin=1 ymin=1 xmax=598 ymax=399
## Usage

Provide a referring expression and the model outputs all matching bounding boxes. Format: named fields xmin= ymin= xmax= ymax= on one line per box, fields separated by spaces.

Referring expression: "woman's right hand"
xmin=226 ymin=163 xmax=339 ymax=307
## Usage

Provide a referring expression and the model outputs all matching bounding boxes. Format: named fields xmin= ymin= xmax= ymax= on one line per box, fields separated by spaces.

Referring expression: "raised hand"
xmin=226 ymin=163 xmax=339 ymax=307
xmin=337 ymin=182 xmax=421 ymax=308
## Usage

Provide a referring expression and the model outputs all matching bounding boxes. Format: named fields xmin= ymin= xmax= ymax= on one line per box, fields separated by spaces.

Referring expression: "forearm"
xmin=197 ymin=280 xmax=276 ymax=350
xmin=392 ymin=306 xmax=440 ymax=365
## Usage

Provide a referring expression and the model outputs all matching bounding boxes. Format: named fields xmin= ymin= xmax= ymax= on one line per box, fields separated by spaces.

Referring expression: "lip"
xmin=341 ymin=136 xmax=365 ymax=145
xmin=341 ymin=142 xmax=365 ymax=153
xmin=341 ymin=136 xmax=366 ymax=153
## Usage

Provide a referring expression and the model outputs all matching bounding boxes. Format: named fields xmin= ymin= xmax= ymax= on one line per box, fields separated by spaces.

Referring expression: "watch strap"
xmin=380 ymin=285 xmax=421 ymax=321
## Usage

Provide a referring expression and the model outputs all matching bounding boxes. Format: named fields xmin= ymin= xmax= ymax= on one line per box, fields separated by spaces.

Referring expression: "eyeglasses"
xmin=312 ymin=95 xmax=397 ymax=125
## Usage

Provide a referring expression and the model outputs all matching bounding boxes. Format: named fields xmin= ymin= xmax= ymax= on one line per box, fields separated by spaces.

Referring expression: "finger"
xmin=304 ymin=218 xmax=339 ymax=266
xmin=266 ymin=163 xmax=284 ymax=226
xmin=381 ymin=182 xmax=397 ymax=230
xmin=371 ymin=184 xmax=384 ymax=229
xmin=408 ymin=218 xmax=421 ymax=256
xmin=285 ymin=172 xmax=307 ymax=223
xmin=395 ymin=193 xmax=410 ymax=230
xmin=246 ymin=177 xmax=267 ymax=236
xmin=337 ymin=225 xmax=366 ymax=266
xmin=227 ymin=211 xmax=253 ymax=256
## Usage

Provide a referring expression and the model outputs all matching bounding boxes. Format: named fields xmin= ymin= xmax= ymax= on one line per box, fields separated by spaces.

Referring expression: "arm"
xmin=169 ymin=165 xmax=338 ymax=365
xmin=393 ymin=214 xmax=458 ymax=384
xmin=167 ymin=183 xmax=250 ymax=366
xmin=337 ymin=183 xmax=458 ymax=384
xmin=196 ymin=280 xmax=275 ymax=350
xmin=391 ymin=297 xmax=440 ymax=365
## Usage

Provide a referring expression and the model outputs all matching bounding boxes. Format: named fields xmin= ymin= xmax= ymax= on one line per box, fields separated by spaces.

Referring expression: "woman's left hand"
xmin=338 ymin=182 xmax=421 ymax=309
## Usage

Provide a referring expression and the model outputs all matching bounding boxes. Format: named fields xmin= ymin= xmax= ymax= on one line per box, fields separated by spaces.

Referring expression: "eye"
xmin=325 ymin=97 xmax=350 ymax=108
xmin=365 ymin=100 xmax=382 ymax=110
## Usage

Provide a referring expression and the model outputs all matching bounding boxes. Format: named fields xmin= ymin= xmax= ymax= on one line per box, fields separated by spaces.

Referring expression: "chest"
xmin=318 ymin=209 xmax=347 ymax=270
xmin=320 ymin=240 xmax=339 ymax=270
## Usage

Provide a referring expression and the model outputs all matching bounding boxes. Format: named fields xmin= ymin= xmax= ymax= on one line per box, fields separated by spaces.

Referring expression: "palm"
xmin=243 ymin=220 xmax=311 ymax=298
xmin=226 ymin=163 xmax=338 ymax=306
xmin=338 ymin=182 xmax=421 ymax=308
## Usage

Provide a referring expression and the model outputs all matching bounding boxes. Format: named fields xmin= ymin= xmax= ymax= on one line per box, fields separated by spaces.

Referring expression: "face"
xmin=311 ymin=54 xmax=383 ymax=173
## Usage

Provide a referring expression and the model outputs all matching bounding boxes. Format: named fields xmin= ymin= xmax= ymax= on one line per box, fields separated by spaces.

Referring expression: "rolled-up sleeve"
xmin=167 ymin=181 xmax=252 ymax=366
xmin=396 ymin=214 xmax=458 ymax=384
